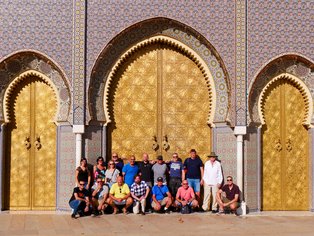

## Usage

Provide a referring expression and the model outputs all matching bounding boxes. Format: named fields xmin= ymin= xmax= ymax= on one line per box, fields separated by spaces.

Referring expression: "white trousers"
xmin=202 ymin=184 xmax=218 ymax=211
xmin=133 ymin=198 xmax=146 ymax=214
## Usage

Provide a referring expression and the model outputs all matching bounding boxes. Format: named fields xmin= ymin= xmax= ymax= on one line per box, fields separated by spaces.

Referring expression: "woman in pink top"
xmin=174 ymin=180 xmax=198 ymax=209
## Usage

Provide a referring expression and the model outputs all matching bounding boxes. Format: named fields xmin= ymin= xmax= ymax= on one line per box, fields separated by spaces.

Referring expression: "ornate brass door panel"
xmin=7 ymin=77 xmax=57 ymax=210
xmin=109 ymin=44 xmax=211 ymax=161
xmin=262 ymin=80 xmax=309 ymax=210
xmin=161 ymin=48 xmax=211 ymax=161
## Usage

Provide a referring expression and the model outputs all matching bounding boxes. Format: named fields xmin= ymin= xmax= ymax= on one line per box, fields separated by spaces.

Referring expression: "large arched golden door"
xmin=5 ymin=77 xmax=57 ymax=210
xmin=108 ymin=44 xmax=212 ymax=161
xmin=262 ymin=79 xmax=309 ymax=210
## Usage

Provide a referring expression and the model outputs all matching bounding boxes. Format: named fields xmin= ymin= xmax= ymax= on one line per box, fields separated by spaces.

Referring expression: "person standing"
xmin=112 ymin=152 xmax=124 ymax=173
xmin=202 ymin=151 xmax=223 ymax=213
xmin=75 ymin=157 xmax=91 ymax=190
xmin=130 ymin=175 xmax=150 ymax=215
xmin=138 ymin=153 xmax=153 ymax=187
xmin=168 ymin=153 xmax=184 ymax=197
xmin=93 ymin=156 xmax=106 ymax=182
xmin=152 ymin=155 xmax=168 ymax=185
xmin=105 ymin=160 xmax=120 ymax=188
xmin=122 ymin=155 xmax=139 ymax=187
xmin=183 ymin=149 xmax=204 ymax=202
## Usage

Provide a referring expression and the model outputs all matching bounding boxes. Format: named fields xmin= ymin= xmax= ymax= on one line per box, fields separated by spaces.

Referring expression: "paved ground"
xmin=1 ymin=211 xmax=314 ymax=236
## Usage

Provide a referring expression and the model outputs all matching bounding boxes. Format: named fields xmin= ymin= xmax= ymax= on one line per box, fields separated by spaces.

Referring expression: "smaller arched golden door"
xmin=5 ymin=76 xmax=57 ymax=210
xmin=261 ymin=78 xmax=309 ymax=210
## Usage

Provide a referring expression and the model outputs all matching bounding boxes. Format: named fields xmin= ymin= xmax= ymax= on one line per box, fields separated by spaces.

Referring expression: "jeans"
xmin=69 ymin=200 xmax=86 ymax=215
xmin=187 ymin=178 xmax=200 ymax=193
xmin=169 ymin=178 xmax=182 ymax=196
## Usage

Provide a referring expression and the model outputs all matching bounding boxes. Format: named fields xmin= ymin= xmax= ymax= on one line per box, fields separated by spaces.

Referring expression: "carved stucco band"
xmin=103 ymin=35 xmax=216 ymax=126
xmin=258 ymin=73 xmax=313 ymax=127
xmin=4 ymin=70 xmax=60 ymax=123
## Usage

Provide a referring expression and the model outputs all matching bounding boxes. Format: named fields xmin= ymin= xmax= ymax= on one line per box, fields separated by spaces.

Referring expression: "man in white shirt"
xmin=201 ymin=152 xmax=223 ymax=213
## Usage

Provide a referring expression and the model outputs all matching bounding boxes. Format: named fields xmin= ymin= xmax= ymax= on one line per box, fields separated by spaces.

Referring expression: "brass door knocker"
xmin=24 ymin=136 xmax=31 ymax=150
xmin=162 ymin=135 xmax=170 ymax=151
xmin=35 ymin=135 xmax=42 ymax=150
xmin=152 ymin=136 xmax=159 ymax=151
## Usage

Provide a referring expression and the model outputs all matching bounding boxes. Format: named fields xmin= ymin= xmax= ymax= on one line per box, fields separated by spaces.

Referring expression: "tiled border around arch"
xmin=0 ymin=50 xmax=72 ymax=123
xmin=248 ymin=54 xmax=314 ymax=126
xmin=88 ymin=17 xmax=230 ymax=125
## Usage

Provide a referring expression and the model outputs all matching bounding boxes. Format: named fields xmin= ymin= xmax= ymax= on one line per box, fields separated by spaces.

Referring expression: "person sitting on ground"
xmin=91 ymin=177 xmax=109 ymax=215
xmin=130 ymin=175 xmax=150 ymax=215
xmin=151 ymin=177 xmax=172 ymax=213
xmin=69 ymin=181 xmax=91 ymax=218
xmin=175 ymin=180 xmax=198 ymax=213
xmin=216 ymin=176 xmax=240 ymax=215
xmin=107 ymin=176 xmax=133 ymax=214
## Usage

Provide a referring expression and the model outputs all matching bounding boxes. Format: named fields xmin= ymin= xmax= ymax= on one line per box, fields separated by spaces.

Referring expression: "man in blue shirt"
xmin=168 ymin=153 xmax=184 ymax=197
xmin=122 ymin=155 xmax=139 ymax=187
xmin=151 ymin=177 xmax=172 ymax=213
xmin=183 ymin=149 xmax=204 ymax=203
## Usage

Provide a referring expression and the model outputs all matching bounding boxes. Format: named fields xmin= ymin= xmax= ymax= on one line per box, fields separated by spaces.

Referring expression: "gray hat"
xmin=207 ymin=151 xmax=218 ymax=158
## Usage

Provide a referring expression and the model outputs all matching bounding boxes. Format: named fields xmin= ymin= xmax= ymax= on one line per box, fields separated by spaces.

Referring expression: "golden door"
xmin=262 ymin=80 xmax=309 ymax=210
xmin=108 ymin=44 xmax=211 ymax=162
xmin=6 ymin=77 xmax=57 ymax=210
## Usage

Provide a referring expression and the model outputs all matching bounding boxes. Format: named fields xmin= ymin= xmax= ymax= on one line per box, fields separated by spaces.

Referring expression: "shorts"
xmin=222 ymin=196 xmax=240 ymax=208
xmin=187 ymin=178 xmax=200 ymax=193
xmin=113 ymin=200 xmax=126 ymax=206
xmin=151 ymin=197 xmax=169 ymax=208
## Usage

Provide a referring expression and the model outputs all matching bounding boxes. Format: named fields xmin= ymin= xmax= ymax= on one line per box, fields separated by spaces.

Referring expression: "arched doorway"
xmin=105 ymin=38 xmax=215 ymax=161
xmin=4 ymin=75 xmax=57 ymax=210
xmin=260 ymin=75 xmax=310 ymax=210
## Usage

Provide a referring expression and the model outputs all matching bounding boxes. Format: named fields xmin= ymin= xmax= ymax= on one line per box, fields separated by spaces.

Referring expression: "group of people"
xmin=69 ymin=149 xmax=241 ymax=218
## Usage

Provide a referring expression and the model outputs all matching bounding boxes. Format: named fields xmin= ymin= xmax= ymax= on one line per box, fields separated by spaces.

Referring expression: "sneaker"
xmin=212 ymin=209 xmax=218 ymax=214
xmin=165 ymin=209 xmax=170 ymax=214
xmin=140 ymin=211 xmax=146 ymax=215
xmin=71 ymin=213 xmax=76 ymax=219
xmin=216 ymin=210 xmax=225 ymax=215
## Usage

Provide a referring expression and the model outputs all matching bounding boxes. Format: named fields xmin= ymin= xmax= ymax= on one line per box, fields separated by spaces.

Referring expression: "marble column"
xmin=234 ymin=126 xmax=247 ymax=215
xmin=73 ymin=125 xmax=85 ymax=168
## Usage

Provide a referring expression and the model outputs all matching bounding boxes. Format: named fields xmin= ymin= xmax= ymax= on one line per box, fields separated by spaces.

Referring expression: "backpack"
xmin=181 ymin=204 xmax=191 ymax=214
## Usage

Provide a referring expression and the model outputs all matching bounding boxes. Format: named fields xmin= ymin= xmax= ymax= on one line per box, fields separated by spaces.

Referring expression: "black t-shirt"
xmin=183 ymin=157 xmax=203 ymax=179
xmin=221 ymin=184 xmax=240 ymax=201
xmin=69 ymin=187 xmax=90 ymax=203
xmin=76 ymin=167 xmax=89 ymax=182
xmin=138 ymin=161 xmax=153 ymax=182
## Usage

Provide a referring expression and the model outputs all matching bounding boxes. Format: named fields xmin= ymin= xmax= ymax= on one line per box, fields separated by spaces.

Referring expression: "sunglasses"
xmin=227 ymin=179 xmax=232 ymax=181
xmin=112 ymin=156 xmax=118 ymax=158
xmin=79 ymin=183 xmax=85 ymax=186
xmin=182 ymin=183 xmax=188 ymax=185
xmin=173 ymin=156 xmax=178 ymax=158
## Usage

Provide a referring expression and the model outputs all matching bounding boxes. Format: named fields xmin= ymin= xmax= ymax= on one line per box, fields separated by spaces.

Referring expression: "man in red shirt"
xmin=216 ymin=176 xmax=240 ymax=215
xmin=175 ymin=180 xmax=198 ymax=211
